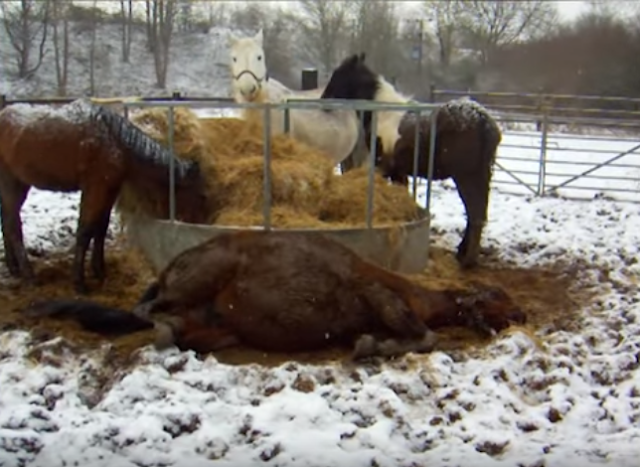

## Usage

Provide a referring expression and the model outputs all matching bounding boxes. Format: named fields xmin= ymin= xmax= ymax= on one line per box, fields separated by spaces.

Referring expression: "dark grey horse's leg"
xmin=452 ymin=171 xmax=491 ymax=268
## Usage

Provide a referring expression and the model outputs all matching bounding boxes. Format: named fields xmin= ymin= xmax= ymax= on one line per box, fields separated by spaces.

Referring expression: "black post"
xmin=301 ymin=68 xmax=318 ymax=91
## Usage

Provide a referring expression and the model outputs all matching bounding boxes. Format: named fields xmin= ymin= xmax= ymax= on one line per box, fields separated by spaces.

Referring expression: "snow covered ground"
xmin=1 ymin=118 xmax=640 ymax=466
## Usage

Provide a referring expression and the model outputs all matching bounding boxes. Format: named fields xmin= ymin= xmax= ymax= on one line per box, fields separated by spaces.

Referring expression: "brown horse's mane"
xmin=93 ymin=105 xmax=199 ymax=182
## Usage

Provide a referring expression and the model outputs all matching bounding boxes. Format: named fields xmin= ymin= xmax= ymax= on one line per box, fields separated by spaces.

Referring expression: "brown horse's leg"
xmin=90 ymin=209 xmax=113 ymax=283
xmin=452 ymin=173 xmax=490 ymax=268
xmin=0 ymin=173 xmax=33 ymax=282
xmin=74 ymin=184 xmax=120 ymax=294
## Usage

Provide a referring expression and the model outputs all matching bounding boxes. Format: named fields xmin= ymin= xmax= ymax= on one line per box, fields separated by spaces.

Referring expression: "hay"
xmin=124 ymin=108 xmax=422 ymax=228
xmin=129 ymin=107 xmax=207 ymax=161
xmin=320 ymin=167 xmax=421 ymax=226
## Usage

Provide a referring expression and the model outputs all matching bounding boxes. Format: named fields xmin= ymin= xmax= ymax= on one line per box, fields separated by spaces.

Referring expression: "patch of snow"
xmin=3 ymin=99 xmax=94 ymax=127
xmin=1 ymin=170 xmax=640 ymax=465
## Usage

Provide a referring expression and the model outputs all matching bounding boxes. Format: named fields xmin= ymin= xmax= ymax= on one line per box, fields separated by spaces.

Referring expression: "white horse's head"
xmin=228 ymin=29 xmax=268 ymax=102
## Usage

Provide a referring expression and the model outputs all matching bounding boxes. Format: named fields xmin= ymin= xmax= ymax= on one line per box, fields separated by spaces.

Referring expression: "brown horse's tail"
xmin=24 ymin=281 xmax=161 ymax=336
xmin=24 ymin=299 xmax=155 ymax=336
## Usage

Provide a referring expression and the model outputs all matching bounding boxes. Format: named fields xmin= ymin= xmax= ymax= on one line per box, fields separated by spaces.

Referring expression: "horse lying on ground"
xmin=0 ymin=99 xmax=208 ymax=294
xmin=25 ymin=231 xmax=526 ymax=359
xmin=321 ymin=53 xmax=502 ymax=269
xmin=228 ymin=29 xmax=369 ymax=172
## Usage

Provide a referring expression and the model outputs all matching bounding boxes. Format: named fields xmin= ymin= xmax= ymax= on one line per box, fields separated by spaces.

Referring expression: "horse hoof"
xmin=457 ymin=256 xmax=478 ymax=269
xmin=73 ymin=283 xmax=90 ymax=295
xmin=153 ymin=322 xmax=177 ymax=350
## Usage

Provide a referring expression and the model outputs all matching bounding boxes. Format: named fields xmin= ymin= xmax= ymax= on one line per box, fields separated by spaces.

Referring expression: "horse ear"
xmin=254 ymin=28 xmax=264 ymax=46
xmin=359 ymin=52 xmax=366 ymax=63
xmin=228 ymin=32 xmax=240 ymax=48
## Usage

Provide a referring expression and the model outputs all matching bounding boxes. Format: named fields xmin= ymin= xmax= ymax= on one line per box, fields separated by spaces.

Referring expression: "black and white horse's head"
xmin=321 ymin=53 xmax=380 ymax=102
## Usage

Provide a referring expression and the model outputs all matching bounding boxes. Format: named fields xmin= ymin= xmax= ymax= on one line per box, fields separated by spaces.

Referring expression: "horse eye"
xmin=257 ymin=55 xmax=262 ymax=61
xmin=232 ymin=57 xmax=237 ymax=62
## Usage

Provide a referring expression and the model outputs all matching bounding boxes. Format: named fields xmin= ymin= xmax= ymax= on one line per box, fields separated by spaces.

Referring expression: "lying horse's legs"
xmin=0 ymin=172 xmax=33 ymax=282
xmin=452 ymin=172 xmax=490 ymax=268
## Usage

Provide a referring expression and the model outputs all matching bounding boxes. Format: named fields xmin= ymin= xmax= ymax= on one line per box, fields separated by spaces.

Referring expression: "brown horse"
xmin=0 ymin=99 xmax=208 ymax=294
xmin=25 ymin=230 xmax=526 ymax=358
xmin=320 ymin=54 xmax=502 ymax=268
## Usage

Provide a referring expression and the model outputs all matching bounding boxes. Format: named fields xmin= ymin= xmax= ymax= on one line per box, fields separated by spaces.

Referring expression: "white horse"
xmin=227 ymin=29 xmax=367 ymax=168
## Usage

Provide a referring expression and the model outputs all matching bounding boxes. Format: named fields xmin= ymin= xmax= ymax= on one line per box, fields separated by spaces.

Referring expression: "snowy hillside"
xmin=1 ymin=23 xmax=238 ymax=99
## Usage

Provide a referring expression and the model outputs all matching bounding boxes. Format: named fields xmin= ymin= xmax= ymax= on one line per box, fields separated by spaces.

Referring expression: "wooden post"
xmin=301 ymin=68 xmax=318 ymax=90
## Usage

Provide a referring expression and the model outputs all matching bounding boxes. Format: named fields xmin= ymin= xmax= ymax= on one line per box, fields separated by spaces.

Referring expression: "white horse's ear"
xmin=228 ymin=32 xmax=240 ymax=48
xmin=254 ymin=28 xmax=264 ymax=46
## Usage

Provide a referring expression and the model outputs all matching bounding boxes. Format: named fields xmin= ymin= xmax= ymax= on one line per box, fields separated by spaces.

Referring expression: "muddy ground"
xmin=0 ymin=234 xmax=592 ymax=370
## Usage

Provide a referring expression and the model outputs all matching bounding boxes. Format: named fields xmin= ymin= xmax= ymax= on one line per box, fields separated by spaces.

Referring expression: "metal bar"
xmin=283 ymin=107 xmax=290 ymax=134
xmin=546 ymin=185 xmax=640 ymax=193
xmin=366 ymin=111 xmax=379 ymax=229
xmin=549 ymin=142 xmax=640 ymax=191
xmin=167 ymin=105 xmax=176 ymax=222
xmin=537 ymin=112 xmax=549 ymax=195
xmin=432 ymin=89 xmax=640 ymax=104
xmin=545 ymin=161 xmax=640 ymax=169
xmin=493 ymin=161 xmax=538 ymax=195
xmin=545 ymin=173 xmax=640 ymax=182
xmin=121 ymin=99 xmax=439 ymax=112
xmin=411 ymin=110 xmax=421 ymax=201
xmin=422 ymin=107 xmax=439 ymax=262
xmin=262 ymin=103 xmax=272 ymax=230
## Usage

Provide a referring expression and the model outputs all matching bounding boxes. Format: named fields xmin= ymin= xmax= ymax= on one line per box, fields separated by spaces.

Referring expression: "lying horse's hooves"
xmin=153 ymin=322 xmax=177 ymax=350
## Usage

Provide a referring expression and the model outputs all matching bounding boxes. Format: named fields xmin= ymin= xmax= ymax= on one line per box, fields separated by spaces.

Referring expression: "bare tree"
xmin=299 ymin=0 xmax=353 ymax=74
xmin=88 ymin=0 xmax=99 ymax=95
xmin=1 ymin=0 xmax=50 ymax=79
xmin=176 ymin=0 xmax=193 ymax=32
xmin=458 ymin=0 xmax=558 ymax=64
xmin=145 ymin=0 xmax=178 ymax=89
xmin=50 ymin=0 xmax=69 ymax=95
xmin=422 ymin=0 xmax=466 ymax=68
xmin=119 ymin=0 xmax=133 ymax=62
xmin=348 ymin=1 xmax=401 ymax=78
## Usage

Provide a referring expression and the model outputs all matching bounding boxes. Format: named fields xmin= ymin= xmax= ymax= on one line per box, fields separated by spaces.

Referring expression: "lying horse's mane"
xmin=93 ymin=105 xmax=199 ymax=180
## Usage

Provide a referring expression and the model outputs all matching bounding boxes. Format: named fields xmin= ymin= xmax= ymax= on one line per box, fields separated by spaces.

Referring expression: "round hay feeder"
xmin=119 ymin=99 xmax=441 ymax=276
xmin=124 ymin=214 xmax=431 ymax=275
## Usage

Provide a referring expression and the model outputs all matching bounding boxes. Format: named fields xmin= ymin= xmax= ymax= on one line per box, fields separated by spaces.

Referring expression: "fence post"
xmin=0 ymin=94 xmax=6 ymax=110
xmin=429 ymin=85 xmax=435 ymax=103
xmin=537 ymin=105 xmax=549 ymax=196
xmin=301 ymin=68 xmax=318 ymax=90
